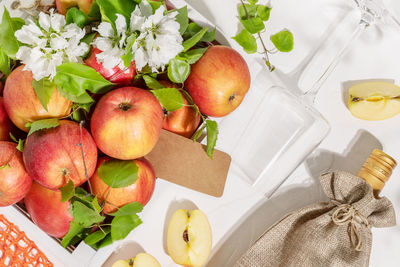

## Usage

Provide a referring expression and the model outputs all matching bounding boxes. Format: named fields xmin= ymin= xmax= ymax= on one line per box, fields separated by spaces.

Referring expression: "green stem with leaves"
xmin=239 ymin=0 xmax=274 ymax=71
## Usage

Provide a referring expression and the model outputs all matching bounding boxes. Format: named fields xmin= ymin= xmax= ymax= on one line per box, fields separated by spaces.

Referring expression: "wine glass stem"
xmin=303 ymin=20 xmax=369 ymax=102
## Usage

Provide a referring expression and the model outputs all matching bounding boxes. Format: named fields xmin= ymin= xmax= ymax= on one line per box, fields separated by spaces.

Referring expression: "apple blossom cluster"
xmin=14 ymin=9 xmax=88 ymax=81
xmin=93 ymin=1 xmax=183 ymax=73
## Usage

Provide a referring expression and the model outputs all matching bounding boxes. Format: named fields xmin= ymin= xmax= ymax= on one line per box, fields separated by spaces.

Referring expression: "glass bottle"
xmin=217 ymin=0 xmax=400 ymax=197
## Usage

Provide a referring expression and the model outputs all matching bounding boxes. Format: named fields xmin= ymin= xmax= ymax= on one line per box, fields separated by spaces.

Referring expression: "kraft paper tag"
xmin=145 ymin=130 xmax=231 ymax=197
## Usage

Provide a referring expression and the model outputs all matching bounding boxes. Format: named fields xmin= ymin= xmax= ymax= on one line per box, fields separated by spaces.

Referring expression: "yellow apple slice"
xmin=167 ymin=209 xmax=212 ymax=267
xmin=348 ymin=81 xmax=400 ymax=120
xmin=112 ymin=253 xmax=161 ymax=267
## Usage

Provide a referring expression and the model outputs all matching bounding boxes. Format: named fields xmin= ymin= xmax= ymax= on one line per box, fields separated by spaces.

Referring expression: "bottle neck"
xmin=357 ymin=149 xmax=396 ymax=194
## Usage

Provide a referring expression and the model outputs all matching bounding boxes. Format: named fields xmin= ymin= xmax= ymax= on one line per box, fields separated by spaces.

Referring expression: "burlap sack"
xmin=235 ymin=171 xmax=396 ymax=267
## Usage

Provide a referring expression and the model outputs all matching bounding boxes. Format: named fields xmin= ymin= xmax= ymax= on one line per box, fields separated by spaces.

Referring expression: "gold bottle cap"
xmin=357 ymin=149 xmax=397 ymax=192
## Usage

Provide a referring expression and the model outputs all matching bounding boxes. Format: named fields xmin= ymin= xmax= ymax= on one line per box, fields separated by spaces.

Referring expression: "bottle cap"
xmin=357 ymin=149 xmax=396 ymax=192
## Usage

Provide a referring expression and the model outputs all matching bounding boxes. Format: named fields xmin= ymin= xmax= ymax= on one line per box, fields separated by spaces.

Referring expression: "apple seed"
xmin=183 ymin=229 xmax=189 ymax=242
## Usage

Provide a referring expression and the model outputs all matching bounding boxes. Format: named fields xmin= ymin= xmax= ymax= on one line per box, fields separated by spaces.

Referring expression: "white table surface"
xmin=2 ymin=0 xmax=400 ymax=266
xmin=170 ymin=0 xmax=400 ymax=266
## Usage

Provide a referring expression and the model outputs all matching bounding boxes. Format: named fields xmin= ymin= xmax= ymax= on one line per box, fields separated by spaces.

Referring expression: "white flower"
xmin=93 ymin=1 xmax=183 ymax=72
xmin=131 ymin=4 xmax=183 ymax=72
xmin=15 ymin=9 xmax=88 ymax=81
xmin=93 ymin=14 xmax=128 ymax=70
xmin=0 ymin=0 xmax=55 ymax=21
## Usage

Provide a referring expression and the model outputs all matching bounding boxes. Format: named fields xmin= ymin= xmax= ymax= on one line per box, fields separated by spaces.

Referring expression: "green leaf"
xmin=178 ymin=48 xmax=208 ymax=64
xmin=72 ymin=201 xmax=105 ymax=227
xmin=147 ymin=0 xmax=163 ymax=11
xmin=0 ymin=9 xmax=24 ymax=59
xmin=257 ymin=5 xmax=271 ymax=21
xmin=183 ymin=23 xmax=215 ymax=43
xmin=238 ymin=4 xmax=258 ymax=20
xmin=232 ymin=29 xmax=257 ymax=54
xmin=60 ymin=180 xmax=75 ymax=203
xmin=143 ymin=75 xmax=165 ymax=90
xmin=108 ymin=202 xmax=143 ymax=217
xmin=9 ymin=133 xmax=17 ymax=142
xmin=54 ymin=63 xmax=113 ymax=102
xmin=66 ymin=7 xmax=89 ymax=28
xmin=182 ymin=27 xmax=208 ymax=52
xmin=91 ymin=196 xmax=102 ymax=213
xmin=84 ymin=227 xmax=110 ymax=245
xmin=192 ymin=124 xmax=205 ymax=142
xmin=96 ymin=0 xmax=137 ymax=28
xmin=206 ymin=120 xmax=218 ymax=159
xmin=174 ymin=6 xmax=188 ymax=35
xmin=240 ymin=17 xmax=265 ymax=34
xmin=0 ymin=49 xmax=10 ymax=76
xmin=75 ymin=187 xmax=88 ymax=196
xmin=121 ymin=34 xmax=137 ymax=67
xmin=27 ymin=118 xmax=60 ymax=136
xmin=32 ymin=78 xmax=56 ymax=111
xmin=270 ymin=29 xmax=294 ymax=52
xmin=16 ymin=139 xmax=24 ymax=152
xmin=168 ymin=58 xmax=190 ymax=83
xmin=57 ymin=87 xmax=94 ymax=104
xmin=111 ymin=214 xmax=142 ymax=241
xmin=61 ymin=221 xmax=84 ymax=248
xmin=95 ymin=233 xmax=113 ymax=249
xmin=151 ymin=88 xmax=184 ymax=112
xmin=248 ymin=0 xmax=258 ymax=4
xmin=81 ymin=32 xmax=96 ymax=58
xmin=98 ymin=159 xmax=139 ymax=188
xmin=88 ymin=1 xmax=101 ymax=20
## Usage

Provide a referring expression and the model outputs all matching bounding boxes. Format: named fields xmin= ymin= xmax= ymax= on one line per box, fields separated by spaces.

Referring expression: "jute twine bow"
xmin=331 ymin=203 xmax=371 ymax=251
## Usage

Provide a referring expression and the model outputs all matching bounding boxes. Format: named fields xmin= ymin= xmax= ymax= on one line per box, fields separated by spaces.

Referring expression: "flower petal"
xmin=93 ymin=37 xmax=113 ymax=52
xmin=115 ymin=14 xmax=127 ymax=36
xmin=38 ymin=12 xmax=51 ymax=31
xmin=95 ymin=22 xmax=114 ymax=38
xmin=49 ymin=11 xmax=66 ymax=32
xmin=139 ymin=0 xmax=153 ymax=17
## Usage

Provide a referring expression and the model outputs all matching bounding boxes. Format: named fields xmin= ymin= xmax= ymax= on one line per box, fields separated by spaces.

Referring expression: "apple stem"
xmin=0 ymin=148 xmax=18 ymax=169
xmin=100 ymin=187 xmax=113 ymax=213
xmin=78 ymin=121 xmax=93 ymax=194
xmin=109 ymin=62 xmax=135 ymax=82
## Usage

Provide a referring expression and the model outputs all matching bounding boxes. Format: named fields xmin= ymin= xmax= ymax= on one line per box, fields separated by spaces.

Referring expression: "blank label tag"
xmin=145 ymin=130 xmax=231 ymax=197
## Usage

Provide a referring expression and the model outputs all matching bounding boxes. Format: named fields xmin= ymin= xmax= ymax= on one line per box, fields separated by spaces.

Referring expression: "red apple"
xmin=85 ymin=48 xmax=136 ymax=85
xmin=0 ymin=142 xmax=32 ymax=206
xmin=185 ymin=45 xmax=251 ymax=117
xmin=0 ymin=97 xmax=12 ymax=141
xmin=56 ymin=0 xmax=93 ymax=15
xmin=3 ymin=65 xmax=72 ymax=132
xmin=24 ymin=182 xmax=73 ymax=238
xmin=91 ymin=157 xmax=156 ymax=214
xmin=91 ymin=87 xmax=163 ymax=160
xmin=23 ymin=120 xmax=98 ymax=190
xmin=159 ymin=81 xmax=201 ymax=138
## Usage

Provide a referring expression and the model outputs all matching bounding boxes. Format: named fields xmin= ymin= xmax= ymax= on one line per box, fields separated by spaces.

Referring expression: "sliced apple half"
xmin=167 ymin=209 xmax=212 ymax=267
xmin=348 ymin=81 xmax=400 ymax=121
xmin=112 ymin=253 xmax=161 ymax=267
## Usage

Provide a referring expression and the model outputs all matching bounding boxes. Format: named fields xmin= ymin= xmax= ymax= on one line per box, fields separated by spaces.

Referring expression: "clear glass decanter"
xmin=217 ymin=0 xmax=400 ymax=197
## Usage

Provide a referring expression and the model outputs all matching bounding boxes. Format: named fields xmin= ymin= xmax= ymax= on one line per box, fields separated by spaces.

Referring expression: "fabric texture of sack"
xmin=235 ymin=171 xmax=396 ymax=267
